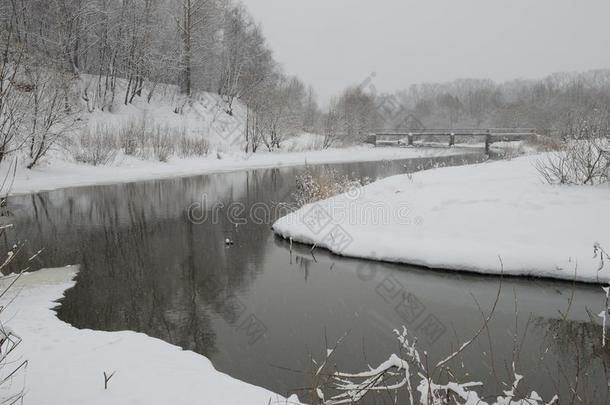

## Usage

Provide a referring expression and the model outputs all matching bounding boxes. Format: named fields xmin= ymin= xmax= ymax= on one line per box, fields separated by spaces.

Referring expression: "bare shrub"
xmin=534 ymin=152 xmax=572 ymax=184
xmin=309 ymin=276 xmax=565 ymax=405
xmin=150 ymin=125 xmax=174 ymax=162
xmin=293 ymin=168 xmax=368 ymax=207
xmin=0 ymin=235 xmax=33 ymax=404
xmin=535 ymin=140 xmax=609 ymax=185
xmin=106 ymin=120 xmax=209 ymax=162
xmin=312 ymin=327 xmax=558 ymax=405
xmin=535 ymin=110 xmax=609 ymax=185
xmin=71 ymin=124 xmax=117 ymax=166
xmin=177 ymin=130 xmax=209 ymax=158
xmin=118 ymin=119 xmax=147 ymax=156
xmin=0 ymin=173 xmax=41 ymax=402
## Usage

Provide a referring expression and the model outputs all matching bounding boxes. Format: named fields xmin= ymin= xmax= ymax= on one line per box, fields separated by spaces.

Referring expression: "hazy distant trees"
xmin=319 ymin=86 xmax=378 ymax=145
xmin=319 ymin=69 xmax=610 ymax=145
xmin=437 ymin=93 xmax=462 ymax=129
xmin=339 ymin=86 xmax=378 ymax=138
xmin=302 ymin=85 xmax=320 ymax=133
xmin=387 ymin=72 xmax=610 ymax=131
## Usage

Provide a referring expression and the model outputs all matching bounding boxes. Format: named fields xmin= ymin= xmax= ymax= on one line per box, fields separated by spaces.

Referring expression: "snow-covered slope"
xmin=273 ymin=155 xmax=610 ymax=283
xmin=78 ymin=74 xmax=249 ymax=153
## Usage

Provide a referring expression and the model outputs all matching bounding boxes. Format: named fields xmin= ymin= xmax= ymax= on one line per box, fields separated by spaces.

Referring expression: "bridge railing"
xmin=369 ymin=128 xmax=543 ymax=153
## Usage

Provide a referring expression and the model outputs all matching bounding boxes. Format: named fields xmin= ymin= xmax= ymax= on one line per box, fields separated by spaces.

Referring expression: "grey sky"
xmin=244 ymin=0 xmax=610 ymax=104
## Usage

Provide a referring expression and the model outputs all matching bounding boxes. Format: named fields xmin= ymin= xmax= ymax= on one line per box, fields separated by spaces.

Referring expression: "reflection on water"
xmin=6 ymin=154 xmax=610 ymax=403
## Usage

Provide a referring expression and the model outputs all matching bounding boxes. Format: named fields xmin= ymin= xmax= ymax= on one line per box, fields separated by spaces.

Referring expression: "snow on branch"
xmin=317 ymin=327 xmax=558 ymax=405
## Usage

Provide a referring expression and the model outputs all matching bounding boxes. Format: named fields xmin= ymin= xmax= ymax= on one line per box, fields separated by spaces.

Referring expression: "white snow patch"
xmin=273 ymin=155 xmax=610 ymax=284
xmin=1 ymin=266 xmax=300 ymax=405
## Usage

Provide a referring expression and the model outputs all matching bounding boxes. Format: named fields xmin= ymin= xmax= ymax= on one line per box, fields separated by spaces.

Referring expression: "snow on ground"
xmin=76 ymin=75 xmax=252 ymax=152
xmin=8 ymin=146 xmax=468 ymax=196
xmin=273 ymin=155 xmax=610 ymax=284
xmin=278 ymin=133 xmax=327 ymax=152
xmin=2 ymin=266 xmax=300 ymax=405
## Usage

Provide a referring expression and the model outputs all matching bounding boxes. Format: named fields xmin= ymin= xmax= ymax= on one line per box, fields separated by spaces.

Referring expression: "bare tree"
xmin=25 ymin=65 xmax=78 ymax=168
xmin=0 ymin=20 xmax=27 ymax=163
xmin=218 ymin=5 xmax=272 ymax=116
xmin=335 ymin=86 xmax=378 ymax=142
xmin=322 ymin=98 xmax=341 ymax=149
xmin=261 ymin=76 xmax=305 ymax=150
xmin=176 ymin=0 xmax=218 ymax=97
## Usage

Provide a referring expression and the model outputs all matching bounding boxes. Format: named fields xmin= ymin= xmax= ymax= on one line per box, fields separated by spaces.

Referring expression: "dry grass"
xmin=177 ymin=129 xmax=210 ymax=158
xmin=292 ymin=168 xmax=367 ymax=207
xmin=149 ymin=125 xmax=174 ymax=162
xmin=72 ymin=118 xmax=211 ymax=165
xmin=71 ymin=124 xmax=118 ymax=166
xmin=524 ymin=135 xmax=565 ymax=152
xmin=118 ymin=119 xmax=148 ymax=156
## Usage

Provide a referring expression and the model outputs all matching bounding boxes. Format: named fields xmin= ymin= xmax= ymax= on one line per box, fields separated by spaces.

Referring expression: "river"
xmin=6 ymin=153 xmax=609 ymax=403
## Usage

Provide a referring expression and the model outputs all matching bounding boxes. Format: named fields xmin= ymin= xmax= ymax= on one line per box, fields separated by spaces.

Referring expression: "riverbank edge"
xmin=3 ymin=266 xmax=301 ymax=405
xmin=272 ymin=154 xmax=610 ymax=284
xmin=8 ymin=146 xmax=477 ymax=197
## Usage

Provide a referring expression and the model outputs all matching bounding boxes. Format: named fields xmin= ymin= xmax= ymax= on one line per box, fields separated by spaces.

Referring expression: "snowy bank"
xmin=9 ymin=146 xmax=468 ymax=196
xmin=2 ymin=267 xmax=299 ymax=405
xmin=273 ymin=155 xmax=610 ymax=284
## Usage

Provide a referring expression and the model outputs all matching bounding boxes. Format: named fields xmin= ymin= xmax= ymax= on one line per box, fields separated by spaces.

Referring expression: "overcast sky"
xmin=244 ymin=0 xmax=610 ymax=104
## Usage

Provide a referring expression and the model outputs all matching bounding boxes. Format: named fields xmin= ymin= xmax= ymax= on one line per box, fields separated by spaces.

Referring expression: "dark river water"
xmin=6 ymin=153 xmax=610 ymax=403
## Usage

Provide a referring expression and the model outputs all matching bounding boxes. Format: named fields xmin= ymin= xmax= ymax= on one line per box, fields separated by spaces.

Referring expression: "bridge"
xmin=366 ymin=128 xmax=541 ymax=153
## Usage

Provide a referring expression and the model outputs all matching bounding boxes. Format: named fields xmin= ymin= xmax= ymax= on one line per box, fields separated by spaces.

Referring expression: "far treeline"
xmin=1 ymin=0 xmax=610 ymax=168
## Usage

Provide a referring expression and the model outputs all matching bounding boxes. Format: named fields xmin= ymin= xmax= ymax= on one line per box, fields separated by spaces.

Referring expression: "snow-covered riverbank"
xmin=273 ymin=155 xmax=610 ymax=284
xmin=2 ymin=267 xmax=299 ymax=405
xmin=7 ymin=145 xmax=469 ymax=196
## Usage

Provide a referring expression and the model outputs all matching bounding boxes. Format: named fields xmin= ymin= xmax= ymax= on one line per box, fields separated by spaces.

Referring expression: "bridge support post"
xmin=485 ymin=130 xmax=492 ymax=154
xmin=408 ymin=133 xmax=413 ymax=146
xmin=449 ymin=133 xmax=455 ymax=147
